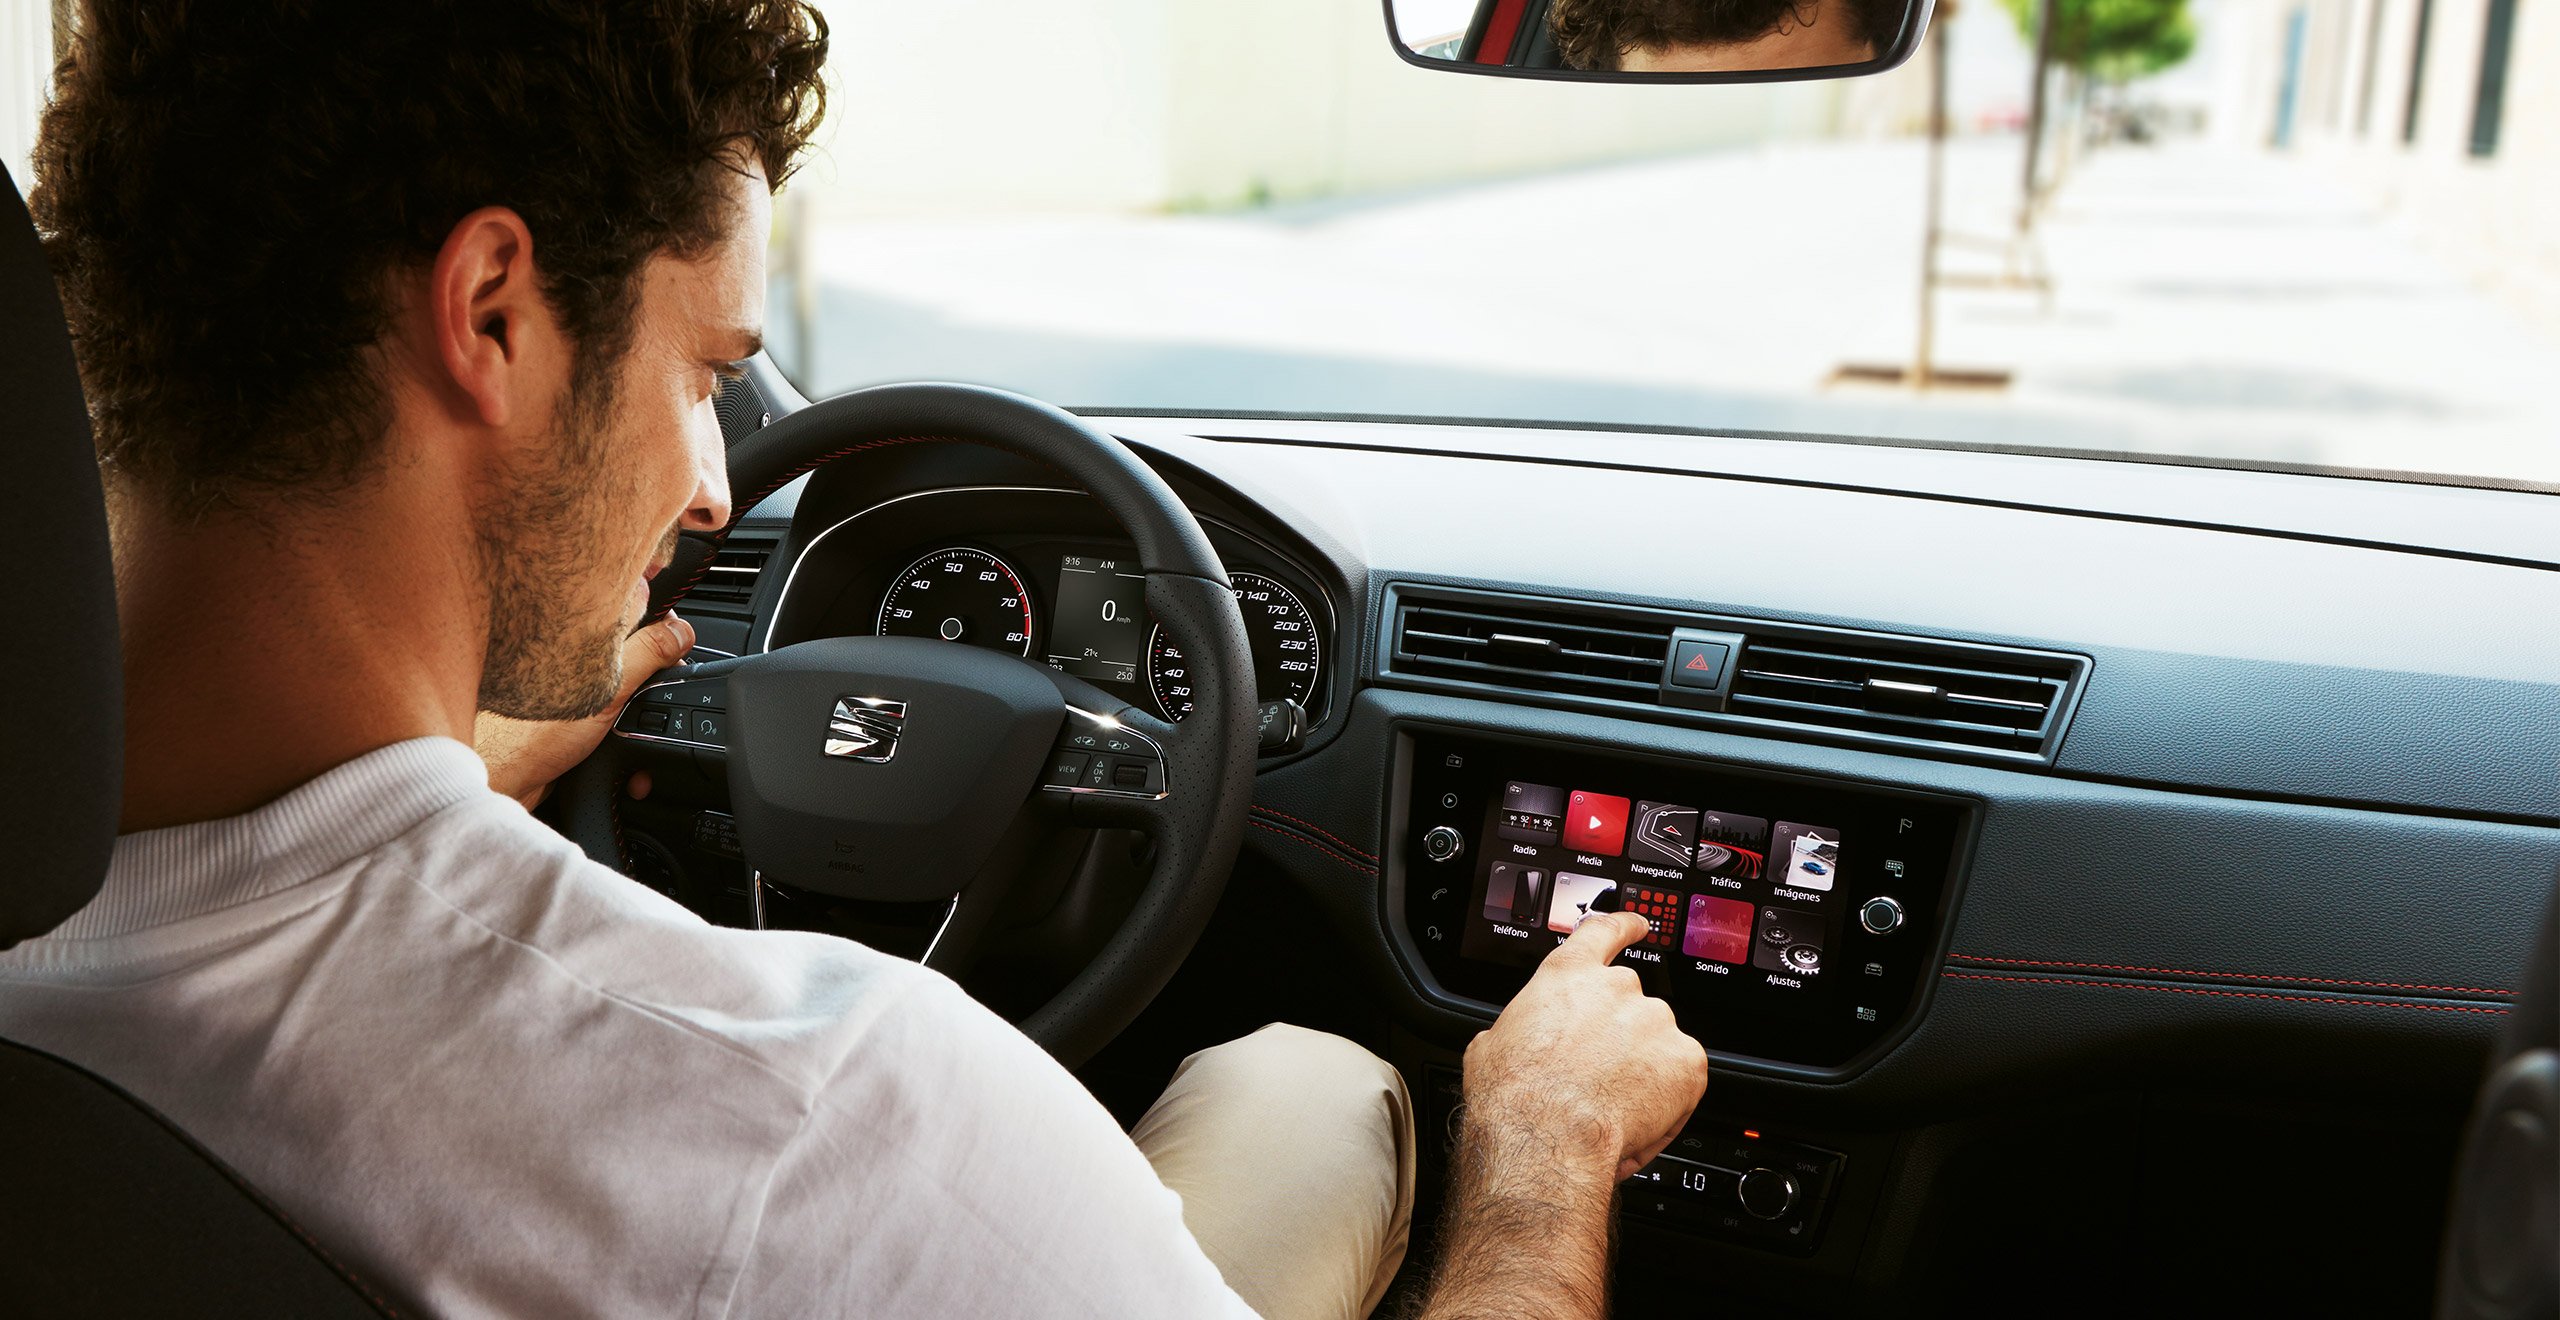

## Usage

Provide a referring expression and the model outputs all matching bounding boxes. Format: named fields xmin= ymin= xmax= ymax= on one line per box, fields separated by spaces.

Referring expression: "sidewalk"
xmin=787 ymin=137 xmax=2560 ymax=486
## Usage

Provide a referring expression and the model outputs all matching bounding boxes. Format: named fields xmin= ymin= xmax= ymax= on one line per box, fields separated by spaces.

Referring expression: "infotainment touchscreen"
xmin=1399 ymin=733 xmax=1969 ymax=1070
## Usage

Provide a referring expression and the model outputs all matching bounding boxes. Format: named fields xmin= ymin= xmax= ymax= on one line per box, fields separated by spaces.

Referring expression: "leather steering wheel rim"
xmin=553 ymin=382 xmax=1260 ymax=1069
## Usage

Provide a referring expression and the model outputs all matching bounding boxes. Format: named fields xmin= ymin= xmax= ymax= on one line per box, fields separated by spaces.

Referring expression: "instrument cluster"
xmin=766 ymin=488 xmax=1336 ymax=733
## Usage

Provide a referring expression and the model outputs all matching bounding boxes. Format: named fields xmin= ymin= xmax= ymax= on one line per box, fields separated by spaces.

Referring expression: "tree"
xmin=2003 ymin=0 xmax=2197 ymax=82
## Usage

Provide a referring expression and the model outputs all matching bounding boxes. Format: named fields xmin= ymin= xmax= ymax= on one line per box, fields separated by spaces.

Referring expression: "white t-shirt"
xmin=0 ymin=737 xmax=1255 ymax=1319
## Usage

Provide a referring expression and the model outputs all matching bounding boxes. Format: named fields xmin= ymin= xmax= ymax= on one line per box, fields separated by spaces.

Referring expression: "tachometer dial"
xmin=1146 ymin=571 xmax=1321 ymax=721
xmin=875 ymin=547 xmax=1035 ymax=656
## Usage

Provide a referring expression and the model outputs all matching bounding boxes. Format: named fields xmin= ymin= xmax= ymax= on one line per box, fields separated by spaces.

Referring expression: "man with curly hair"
xmin=1552 ymin=0 xmax=1903 ymax=70
xmin=0 ymin=3 xmax=1708 ymax=1317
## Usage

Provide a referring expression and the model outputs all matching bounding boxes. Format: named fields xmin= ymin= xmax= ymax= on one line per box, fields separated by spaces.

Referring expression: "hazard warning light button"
xmin=1668 ymin=638 xmax=1731 ymax=690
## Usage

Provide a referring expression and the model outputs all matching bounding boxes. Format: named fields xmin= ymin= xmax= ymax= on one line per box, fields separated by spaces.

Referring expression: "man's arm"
xmin=1415 ymin=912 xmax=1709 ymax=1320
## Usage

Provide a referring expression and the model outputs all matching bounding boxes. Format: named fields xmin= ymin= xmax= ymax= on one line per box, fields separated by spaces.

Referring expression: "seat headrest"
xmin=0 ymin=165 xmax=121 ymax=948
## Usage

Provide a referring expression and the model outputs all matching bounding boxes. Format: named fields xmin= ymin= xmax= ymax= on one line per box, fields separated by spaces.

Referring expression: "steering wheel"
xmin=554 ymin=383 xmax=1260 ymax=1069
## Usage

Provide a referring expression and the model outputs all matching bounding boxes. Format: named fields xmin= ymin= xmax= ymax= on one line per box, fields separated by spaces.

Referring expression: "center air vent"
xmin=1392 ymin=598 xmax=1673 ymax=701
xmin=1380 ymin=584 xmax=2086 ymax=766
xmin=1728 ymin=639 xmax=2073 ymax=755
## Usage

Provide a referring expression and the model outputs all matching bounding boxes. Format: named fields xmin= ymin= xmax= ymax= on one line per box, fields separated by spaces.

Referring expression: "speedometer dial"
xmin=1146 ymin=571 xmax=1321 ymax=721
xmin=875 ymin=547 xmax=1035 ymax=656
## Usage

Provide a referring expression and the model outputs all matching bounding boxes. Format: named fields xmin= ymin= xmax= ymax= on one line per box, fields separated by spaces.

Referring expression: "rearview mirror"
xmin=1384 ymin=0 xmax=1933 ymax=80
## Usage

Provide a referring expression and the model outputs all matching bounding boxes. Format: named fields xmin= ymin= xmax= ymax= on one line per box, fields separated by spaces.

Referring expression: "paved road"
xmin=782 ymin=137 xmax=2560 ymax=486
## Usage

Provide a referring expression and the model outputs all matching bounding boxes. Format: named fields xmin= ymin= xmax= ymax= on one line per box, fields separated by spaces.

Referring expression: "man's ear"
xmin=428 ymin=207 xmax=552 ymax=430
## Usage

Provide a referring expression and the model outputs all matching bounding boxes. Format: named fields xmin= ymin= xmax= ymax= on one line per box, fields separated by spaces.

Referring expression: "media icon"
xmin=1561 ymin=790 xmax=1630 ymax=856
xmin=1628 ymin=801 xmax=1700 ymax=868
xmin=1682 ymin=893 xmax=1754 ymax=964
xmin=1496 ymin=781 xmax=1566 ymax=845
xmin=1752 ymin=906 xmax=1825 ymax=974
xmin=1769 ymin=821 xmax=1841 ymax=893
xmin=1693 ymin=810 xmax=1769 ymax=881
xmin=1545 ymin=871 xmax=1619 ymax=935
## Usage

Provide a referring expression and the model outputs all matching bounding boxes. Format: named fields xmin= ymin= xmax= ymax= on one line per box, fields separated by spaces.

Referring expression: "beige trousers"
xmin=1131 ymin=1024 xmax=1418 ymax=1320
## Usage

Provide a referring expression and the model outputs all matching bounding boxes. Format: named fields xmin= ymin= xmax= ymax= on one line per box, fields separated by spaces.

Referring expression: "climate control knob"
xmin=1421 ymin=826 xmax=1464 ymax=863
xmin=1737 ymin=1167 xmax=1799 ymax=1220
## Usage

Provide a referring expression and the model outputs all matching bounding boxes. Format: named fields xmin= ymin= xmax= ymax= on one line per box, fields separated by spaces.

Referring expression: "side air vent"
xmin=682 ymin=532 xmax=778 ymax=619
xmin=1392 ymin=598 xmax=1673 ymax=701
xmin=1379 ymin=584 xmax=2087 ymax=766
xmin=1728 ymin=638 xmax=2074 ymax=756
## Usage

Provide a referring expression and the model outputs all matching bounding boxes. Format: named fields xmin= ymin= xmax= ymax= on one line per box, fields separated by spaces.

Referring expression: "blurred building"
xmin=2216 ymin=0 xmax=2557 ymax=333
xmin=0 ymin=2 xmax=1962 ymax=218
xmin=801 ymin=0 xmax=1915 ymax=216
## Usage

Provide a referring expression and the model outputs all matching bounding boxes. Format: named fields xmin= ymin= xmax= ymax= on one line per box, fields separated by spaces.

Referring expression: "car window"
xmin=9 ymin=0 xmax=2549 ymax=488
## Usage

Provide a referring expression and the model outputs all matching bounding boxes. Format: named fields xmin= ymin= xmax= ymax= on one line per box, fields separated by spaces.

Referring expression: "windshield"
xmin=8 ymin=0 xmax=2549 ymax=488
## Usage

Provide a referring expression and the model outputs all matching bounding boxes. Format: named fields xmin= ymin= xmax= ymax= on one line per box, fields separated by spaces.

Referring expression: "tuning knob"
xmin=1737 ymin=1167 xmax=1799 ymax=1220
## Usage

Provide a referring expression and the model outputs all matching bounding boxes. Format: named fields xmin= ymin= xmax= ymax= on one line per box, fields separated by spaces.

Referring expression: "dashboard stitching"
xmin=1249 ymin=806 xmax=1378 ymax=862
xmin=1942 ymin=972 xmax=2512 ymax=1014
xmin=1248 ymin=818 xmax=1379 ymax=875
xmin=1948 ymin=954 xmax=2514 ymax=997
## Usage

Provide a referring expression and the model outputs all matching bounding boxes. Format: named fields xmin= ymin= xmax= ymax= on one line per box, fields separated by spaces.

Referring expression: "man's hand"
xmin=1417 ymin=911 xmax=1709 ymax=1320
xmin=474 ymin=614 xmax=695 ymax=809
xmin=1463 ymin=910 xmax=1710 ymax=1179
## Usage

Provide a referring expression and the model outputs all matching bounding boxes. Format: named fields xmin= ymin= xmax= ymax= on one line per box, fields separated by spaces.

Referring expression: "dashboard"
xmin=665 ymin=371 xmax=2560 ymax=1314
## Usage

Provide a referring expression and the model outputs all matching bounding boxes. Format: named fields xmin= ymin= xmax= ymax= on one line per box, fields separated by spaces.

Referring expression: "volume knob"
xmin=1421 ymin=826 xmax=1464 ymax=863
xmin=1737 ymin=1167 xmax=1799 ymax=1220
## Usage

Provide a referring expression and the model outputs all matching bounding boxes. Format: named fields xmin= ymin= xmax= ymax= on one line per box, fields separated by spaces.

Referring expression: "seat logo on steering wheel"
xmin=824 ymin=696 xmax=908 ymax=763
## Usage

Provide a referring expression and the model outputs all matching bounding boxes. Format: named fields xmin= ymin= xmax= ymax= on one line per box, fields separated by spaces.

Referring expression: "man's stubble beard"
xmin=473 ymin=356 xmax=669 ymax=723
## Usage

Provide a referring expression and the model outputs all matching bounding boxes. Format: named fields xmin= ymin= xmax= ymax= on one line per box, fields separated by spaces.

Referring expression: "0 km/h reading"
xmin=1146 ymin=571 xmax=1321 ymax=722
xmin=874 ymin=546 xmax=1036 ymax=657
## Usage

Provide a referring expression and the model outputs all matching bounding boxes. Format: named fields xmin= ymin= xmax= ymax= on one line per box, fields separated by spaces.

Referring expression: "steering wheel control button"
xmin=642 ymin=679 xmax=728 ymax=708
xmin=618 ymin=669 xmax=743 ymax=749
xmin=1421 ymin=825 xmax=1464 ymax=863
xmin=1858 ymin=895 xmax=1906 ymax=935
xmin=1040 ymin=706 xmax=1170 ymax=800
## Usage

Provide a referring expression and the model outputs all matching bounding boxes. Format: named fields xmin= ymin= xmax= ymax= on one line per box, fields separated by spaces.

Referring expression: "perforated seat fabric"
xmin=0 ymin=166 xmax=395 ymax=1317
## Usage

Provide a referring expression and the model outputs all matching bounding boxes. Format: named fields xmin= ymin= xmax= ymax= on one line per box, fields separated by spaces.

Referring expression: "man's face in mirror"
xmin=1620 ymin=5 xmax=1878 ymax=69
xmin=1553 ymin=0 xmax=1890 ymax=73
